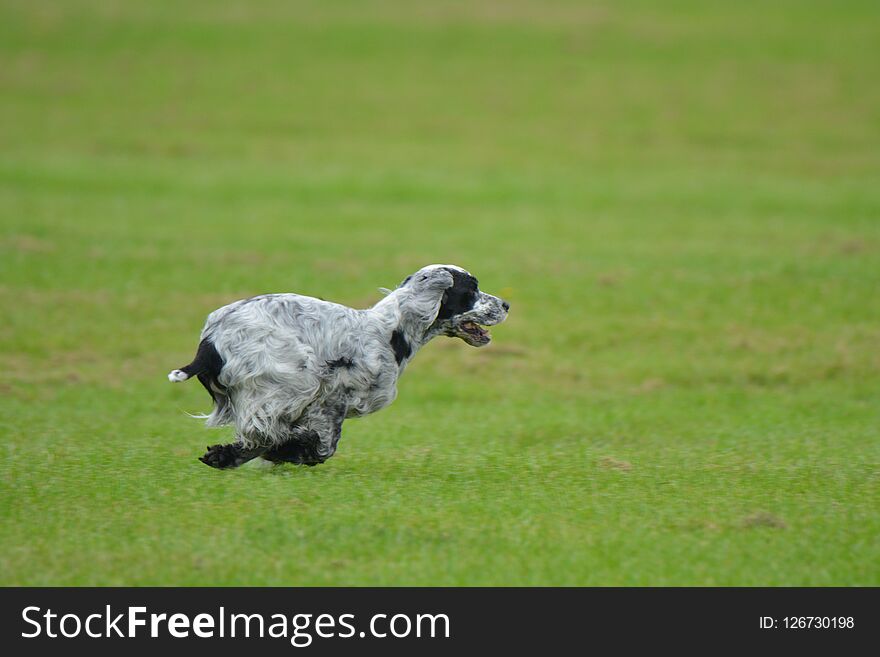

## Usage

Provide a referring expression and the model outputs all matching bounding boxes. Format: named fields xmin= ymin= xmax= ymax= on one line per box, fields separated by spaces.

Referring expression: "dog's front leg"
xmin=262 ymin=431 xmax=324 ymax=466
xmin=264 ymin=403 xmax=346 ymax=466
xmin=199 ymin=443 xmax=267 ymax=469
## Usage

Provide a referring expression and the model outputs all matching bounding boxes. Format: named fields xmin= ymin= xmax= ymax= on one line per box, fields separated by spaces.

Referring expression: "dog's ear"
xmin=418 ymin=267 xmax=454 ymax=293
xmin=401 ymin=268 xmax=453 ymax=329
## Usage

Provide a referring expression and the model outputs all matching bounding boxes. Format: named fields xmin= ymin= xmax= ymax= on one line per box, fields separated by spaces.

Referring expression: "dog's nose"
xmin=502 ymin=300 xmax=510 ymax=312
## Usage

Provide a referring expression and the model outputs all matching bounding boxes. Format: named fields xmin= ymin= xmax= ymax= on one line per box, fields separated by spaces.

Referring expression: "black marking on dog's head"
xmin=435 ymin=268 xmax=479 ymax=321
xmin=390 ymin=329 xmax=412 ymax=365
xmin=422 ymin=266 xmax=507 ymax=347
xmin=327 ymin=357 xmax=354 ymax=369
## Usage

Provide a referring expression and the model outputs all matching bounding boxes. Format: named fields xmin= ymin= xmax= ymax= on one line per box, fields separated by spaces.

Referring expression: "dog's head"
xmin=399 ymin=265 xmax=509 ymax=347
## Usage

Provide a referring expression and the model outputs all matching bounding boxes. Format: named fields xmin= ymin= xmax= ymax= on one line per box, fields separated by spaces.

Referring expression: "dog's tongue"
xmin=462 ymin=321 xmax=488 ymax=337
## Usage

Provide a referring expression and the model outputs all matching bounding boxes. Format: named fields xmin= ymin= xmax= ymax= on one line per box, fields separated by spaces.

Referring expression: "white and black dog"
xmin=168 ymin=265 xmax=509 ymax=468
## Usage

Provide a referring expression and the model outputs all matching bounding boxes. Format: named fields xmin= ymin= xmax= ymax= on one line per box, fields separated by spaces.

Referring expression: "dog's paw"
xmin=168 ymin=369 xmax=189 ymax=382
xmin=199 ymin=444 xmax=236 ymax=469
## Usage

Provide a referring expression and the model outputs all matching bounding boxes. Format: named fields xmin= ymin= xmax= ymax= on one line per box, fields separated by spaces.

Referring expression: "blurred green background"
xmin=1 ymin=0 xmax=878 ymax=585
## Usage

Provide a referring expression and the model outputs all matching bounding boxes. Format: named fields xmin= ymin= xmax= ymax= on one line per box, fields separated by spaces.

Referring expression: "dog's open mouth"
xmin=456 ymin=320 xmax=491 ymax=346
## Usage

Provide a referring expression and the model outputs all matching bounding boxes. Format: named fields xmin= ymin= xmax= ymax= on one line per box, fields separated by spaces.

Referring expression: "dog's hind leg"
xmin=199 ymin=442 xmax=267 ymax=469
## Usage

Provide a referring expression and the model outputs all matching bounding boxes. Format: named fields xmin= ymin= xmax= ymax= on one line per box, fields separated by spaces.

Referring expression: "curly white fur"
xmin=169 ymin=264 xmax=509 ymax=466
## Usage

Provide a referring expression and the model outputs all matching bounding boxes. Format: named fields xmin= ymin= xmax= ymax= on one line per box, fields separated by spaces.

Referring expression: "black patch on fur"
xmin=178 ymin=338 xmax=224 ymax=392
xmin=177 ymin=338 xmax=227 ymax=414
xmin=327 ymin=357 xmax=354 ymax=369
xmin=179 ymin=338 xmax=223 ymax=378
xmin=435 ymin=268 xmax=479 ymax=321
xmin=390 ymin=329 xmax=412 ymax=365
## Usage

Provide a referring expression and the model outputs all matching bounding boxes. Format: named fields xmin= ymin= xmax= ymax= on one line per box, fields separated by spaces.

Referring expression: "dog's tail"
xmin=168 ymin=338 xmax=222 ymax=383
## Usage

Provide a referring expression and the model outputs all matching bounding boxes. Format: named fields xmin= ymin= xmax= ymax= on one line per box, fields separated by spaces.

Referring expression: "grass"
xmin=1 ymin=0 xmax=878 ymax=585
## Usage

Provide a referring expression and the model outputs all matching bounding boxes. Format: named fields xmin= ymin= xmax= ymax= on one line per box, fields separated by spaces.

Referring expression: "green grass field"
xmin=1 ymin=0 xmax=878 ymax=585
